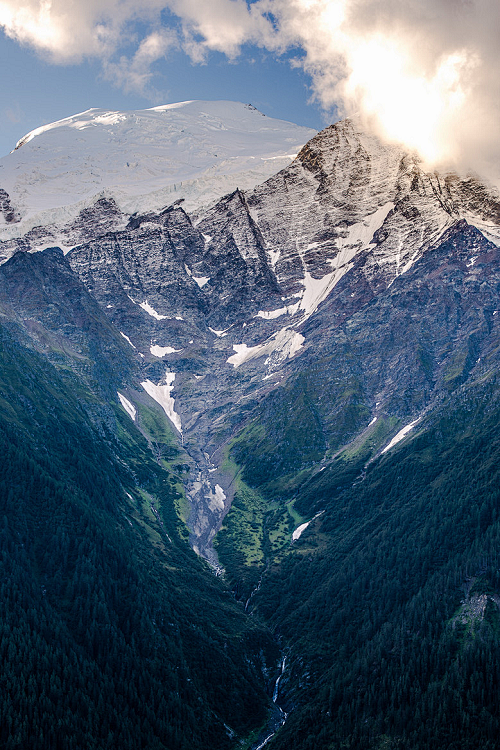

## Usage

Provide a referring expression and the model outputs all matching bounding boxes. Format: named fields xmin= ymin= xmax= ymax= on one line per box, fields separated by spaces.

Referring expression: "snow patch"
xmin=382 ymin=418 xmax=421 ymax=454
xmin=141 ymin=374 xmax=182 ymax=432
xmin=193 ymin=275 xmax=210 ymax=288
xmin=297 ymin=202 xmax=396 ymax=320
xmin=213 ymin=484 xmax=226 ymax=511
xmin=287 ymin=331 xmax=305 ymax=358
xmin=299 ymin=270 xmax=340 ymax=318
xmin=117 ymin=392 xmax=136 ymax=421
xmin=344 ymin=201 xmax=394 ymax=248
xmin=256 ymin=303 xmax=299 ymax=319
xmin=186 ymin=268 xmax=210 ymax=287
xmin=209 ymin=326 xmax=230 ymax=337
xmin=120 ymin=331 xmax=136 ymax=349
xmin=227 ymin=329 xmax=304 ymax=368
xmin=227 ymin=343 xmax=259 ymax=367
xmin=138 ymin=300 xmax=168 ymax=320
xmin=292 ymin=511 xmax=325 ymax=541
xmin=150 ymin=344 xmax=181 ymax=357
xmin=257 ymin=307 xmax=287 ymax=319
xmin=292 ymin=521 xmax=310 ymax=541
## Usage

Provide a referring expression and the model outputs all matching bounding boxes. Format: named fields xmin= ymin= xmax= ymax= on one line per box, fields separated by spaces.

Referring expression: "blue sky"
xmin=0 ymin=31 xmax=329 ymax=158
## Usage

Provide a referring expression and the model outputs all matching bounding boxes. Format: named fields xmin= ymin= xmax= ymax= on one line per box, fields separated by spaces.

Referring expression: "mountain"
xmin=53 ymin=117 xmax=500 ymax=560
xmin=1 ymin=103 xmax=500 ymax=749
xmin=0 ymin=100 xmax=316 ymax=246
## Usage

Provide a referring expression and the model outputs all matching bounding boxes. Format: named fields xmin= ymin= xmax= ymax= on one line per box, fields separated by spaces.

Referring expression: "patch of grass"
xmin=137 ymin=401 xmax=179 ymax=449
xmin=340 ymin=415 xmax=399 ymax=459
xmin=285 ymin=498 xmax=305 ymax=526
xmin=173 ymin=482 xmax=190 ymax=523
xmin=215 ymin=449 xmax=268 ymax=596
xmin=268 ymin=511 xmax=292 ymax=553
xmin=216 ymin=483 xmax=266 ymax=565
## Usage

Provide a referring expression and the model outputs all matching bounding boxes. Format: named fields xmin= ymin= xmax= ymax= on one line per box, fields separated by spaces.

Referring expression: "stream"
xmin=244 ymin=573 xmax=263 ymax=611
xmin=252 ymin=656 xmax=288 ymax=750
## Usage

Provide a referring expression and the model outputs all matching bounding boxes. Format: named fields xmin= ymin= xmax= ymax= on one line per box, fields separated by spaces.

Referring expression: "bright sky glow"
xmin=344 ymin=40 xmax=473 ymax=163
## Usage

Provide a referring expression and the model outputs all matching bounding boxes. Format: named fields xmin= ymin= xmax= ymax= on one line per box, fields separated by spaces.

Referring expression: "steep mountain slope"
xmin=2 ymin=107 xmax=500 ymax=749
xmin=5 ymin=114 xmax=499 ymax=562
xmin=219 ymin=218 xmax=500 ymax=748
xmin=254 ymin=374 xmax=500 ymax=750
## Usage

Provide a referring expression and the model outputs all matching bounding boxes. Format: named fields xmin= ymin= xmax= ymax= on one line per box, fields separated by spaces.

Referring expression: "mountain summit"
xmin=3 ymin=114 xmax=500 ymax=561
xmin=0 ymin=101 xmax=316 ymax=236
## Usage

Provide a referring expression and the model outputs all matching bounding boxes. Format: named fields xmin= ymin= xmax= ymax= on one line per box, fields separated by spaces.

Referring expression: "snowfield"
xmin=0 ymin=100 xmax=316 ymax=238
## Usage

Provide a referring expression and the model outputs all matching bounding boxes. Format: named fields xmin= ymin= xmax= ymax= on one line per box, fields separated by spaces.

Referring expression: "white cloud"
xmin=252 ymin=0 xmax=500 ymax=178
xmin=103 ymin=28 xmax=178 ymax=95
xmin=0 ymin=0 xmax=126 ymax=61
xmin=1 ymin=0 xmax=499 ymax=179
xmin=170 ymin=0 xmax=277 ymax=57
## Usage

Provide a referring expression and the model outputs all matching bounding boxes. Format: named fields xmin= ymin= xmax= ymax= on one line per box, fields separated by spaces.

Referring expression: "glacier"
xmin=0 ymin=101 xmax=316 ymax=239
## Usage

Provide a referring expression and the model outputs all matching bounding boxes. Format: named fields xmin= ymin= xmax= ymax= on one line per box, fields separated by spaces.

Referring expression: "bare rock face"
xmin=247 ymin=118 xmax=500 ymax=296
xmin=0 ymin=189 xmax=20 ymax=225
xmin=0 ymin=246 xmax=138 ymax=399
xmin=0 ymin=198 xmax=127 ymax=264
xmin=2 ymin=118 xmax=500 ymax=562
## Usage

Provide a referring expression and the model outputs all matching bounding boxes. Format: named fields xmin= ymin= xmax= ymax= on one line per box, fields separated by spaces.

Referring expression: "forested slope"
xmin=0 ymin=322 xmax=277 ymax=750
xmin=218 ymin=364 xmax=500 ymax=750
xmin=214 ymin=221 xmax=500 ymax=749
xmin=258 ymin=373 xmax=500 ymax=749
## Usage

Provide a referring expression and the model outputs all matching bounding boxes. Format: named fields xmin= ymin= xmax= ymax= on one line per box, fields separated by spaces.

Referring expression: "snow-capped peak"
xmin=0 ymin=101 xmax=316 ymax=238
